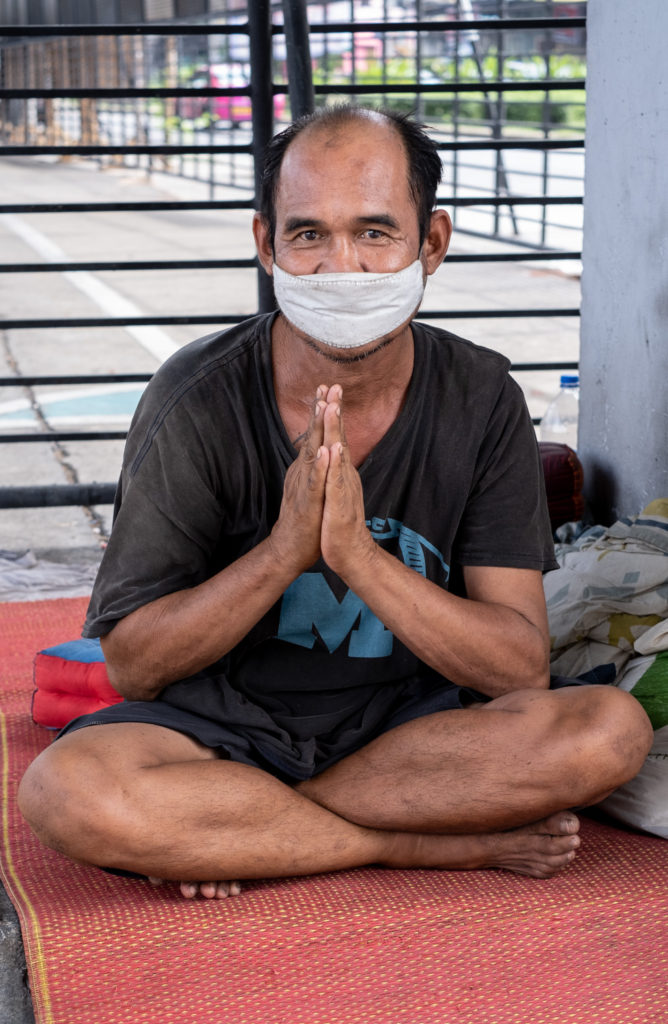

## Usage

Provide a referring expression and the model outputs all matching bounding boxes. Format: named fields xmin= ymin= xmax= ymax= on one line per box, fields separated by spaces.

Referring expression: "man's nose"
xmin=320 ymin=235 xmax=363 ymax=273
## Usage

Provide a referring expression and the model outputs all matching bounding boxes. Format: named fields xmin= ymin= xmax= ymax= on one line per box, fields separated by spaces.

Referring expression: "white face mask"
xmin=272 ymin=259 xmax=426 ymax=349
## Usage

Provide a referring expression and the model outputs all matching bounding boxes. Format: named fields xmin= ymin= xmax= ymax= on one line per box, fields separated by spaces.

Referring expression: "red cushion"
xmin=32 ymin=639 xmax=123 ymax=729
xmin=539 ymin=441 xmax=585 ymax=531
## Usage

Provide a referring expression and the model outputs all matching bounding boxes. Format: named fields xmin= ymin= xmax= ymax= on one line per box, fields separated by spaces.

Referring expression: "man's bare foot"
xmin=147 ymin=877 xmax=242 ymax=899
xmin=385 ymin=812 xmax=582 ymax=879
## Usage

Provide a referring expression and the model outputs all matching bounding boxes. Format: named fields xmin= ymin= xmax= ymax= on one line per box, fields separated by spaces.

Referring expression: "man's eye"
xmin=298 ymin=230 xmax=319 ymax=241
xmin=362 ymin=229 xmax=386 ymax=240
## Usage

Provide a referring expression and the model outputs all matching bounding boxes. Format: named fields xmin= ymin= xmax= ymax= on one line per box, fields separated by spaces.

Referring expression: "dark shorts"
xmin=56 ymin=669 xmax=599 ymax=785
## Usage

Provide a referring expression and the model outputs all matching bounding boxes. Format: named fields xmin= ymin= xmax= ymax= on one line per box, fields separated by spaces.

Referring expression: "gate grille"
xmin=0 ymin=1 xmax=585 ymax=508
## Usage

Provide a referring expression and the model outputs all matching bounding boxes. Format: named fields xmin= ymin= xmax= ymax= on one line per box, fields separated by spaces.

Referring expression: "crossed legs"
xmin=18 ymin=685 xmax=652 ymax=898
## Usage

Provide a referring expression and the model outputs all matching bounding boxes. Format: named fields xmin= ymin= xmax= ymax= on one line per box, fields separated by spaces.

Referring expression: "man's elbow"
xmin=522 ymin=641 xmax=551 ymax=690
xmin=498 ymin=624 xmax=550 ymax=692
xmin=528 ymin=667 xmax=551 ymax=690
xmin=100 ymin=630 xmax=163 ymax=702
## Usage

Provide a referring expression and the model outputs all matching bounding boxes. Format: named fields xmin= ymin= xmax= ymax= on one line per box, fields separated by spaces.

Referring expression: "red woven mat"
xmin=2 ymin=597 xmax=668 ymax=1024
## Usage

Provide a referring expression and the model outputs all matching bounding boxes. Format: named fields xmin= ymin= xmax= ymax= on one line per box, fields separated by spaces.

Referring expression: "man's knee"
xmin=487 ymin=684 xmax=653 ymax=802
xmin=515 ymin=685 xmax=650 ymax=786
xmin=580 ymin=684 xmax=654 ymax=783
xmin=18 ymin=739 xmax=136 ymax=864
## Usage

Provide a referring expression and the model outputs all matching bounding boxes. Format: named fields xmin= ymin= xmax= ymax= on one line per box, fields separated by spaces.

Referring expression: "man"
xmin=19 ymin=106 xmax=652 ymax=900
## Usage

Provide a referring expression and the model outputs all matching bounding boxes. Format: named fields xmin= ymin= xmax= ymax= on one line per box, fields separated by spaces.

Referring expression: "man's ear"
xmin=252 ymin=212 xmax=274 ymax=276
xmin=422 ymin=208 xmax=453 ymax=275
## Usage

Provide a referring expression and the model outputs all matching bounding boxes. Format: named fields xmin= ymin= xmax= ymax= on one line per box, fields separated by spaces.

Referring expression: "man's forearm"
xmin=101 ymin=535 xmax=300 ymax=701
xmin=338 ymin=545 xmax=550 ymax=698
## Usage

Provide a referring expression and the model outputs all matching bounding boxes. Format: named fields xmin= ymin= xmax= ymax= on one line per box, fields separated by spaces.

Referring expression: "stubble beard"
xmin=301 ymin=331 xmax=401 ymax=364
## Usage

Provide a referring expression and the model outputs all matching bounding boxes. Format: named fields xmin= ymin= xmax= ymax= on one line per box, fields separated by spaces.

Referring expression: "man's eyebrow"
xmin=355 ymin=214 xmax=400 ymax=230
xmin=283 ymin=217 xmax=326 ymax=233
xmin=282 ymin=214 xmax=401 ymax=232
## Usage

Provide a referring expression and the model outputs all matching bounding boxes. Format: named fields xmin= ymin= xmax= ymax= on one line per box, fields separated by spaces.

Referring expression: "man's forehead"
xmin=275 ymin=116 xmax=411 ymax=205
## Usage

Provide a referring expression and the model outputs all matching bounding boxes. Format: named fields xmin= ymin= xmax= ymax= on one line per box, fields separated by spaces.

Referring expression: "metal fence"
xmin=0 ymin=0 xmax=585 ymax=508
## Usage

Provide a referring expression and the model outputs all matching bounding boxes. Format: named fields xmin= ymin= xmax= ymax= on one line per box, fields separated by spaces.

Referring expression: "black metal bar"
xmin=0 ymin=260 xmax=258 ymax=273
xmin=0 ymin=23 xmax=250 ymax=37
xmin=0 ymin=196 xmax=582 ymax=215
xmin=511 ymin=362 xmax=579 ymax=372
xmin=293 ymin=18 xmax=586 ymax=33
xmin=0 ymin=315 xmax=250 ymax=329
xmin=311 ymin=80 xmax=584 ymax=95
xmin=1 ymin=432 xmax=128 ymax=442
xmin=0 ymin=201 xmax=257 ymax=213
xmin=0 ymin=18 xmax=585 ymax=38
xmin=445 ymin=251 xmax=581 ymax=262
xmin=248 ymin=0 xmax=276 ymax=315
xmin=420 ymin=307 xmax=581 ymax=315
xmin=0 ymin=86 xmax=253 ymax=99
xmin=0 ymin=79 xmax=585 ymax=100
xmin=0 ymin=309 xmax=579 ymax=331
xmin=420 ymin=308 xmax=580 ymax=318
xmin=1 ymin=144 xmax=253 ymax=156
xmin=435 ymin=139 xmax=584 ymax=151
xmin=1 ymin=139 xmax=582 ymax=157
xmin=0 ymin=375 xmax=151 ymax=386
xmin=282 ymin=0 xmax=315 ymax=119
xmin=540 ymin=11 xmax=552 ymax=246
xmin=443 ymin=196 xmax=582 ymax=207
xmin=0 ymin=484 xmax=117 ymax=508
xmin=415 ymin=0 xmax=424 ymax=120
xmin=0 ymin=250 xmax=582 ymax=275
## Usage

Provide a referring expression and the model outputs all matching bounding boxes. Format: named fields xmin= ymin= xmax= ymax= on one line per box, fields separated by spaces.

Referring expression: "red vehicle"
xmin=180 ymin=65 xmax=285 ymax=125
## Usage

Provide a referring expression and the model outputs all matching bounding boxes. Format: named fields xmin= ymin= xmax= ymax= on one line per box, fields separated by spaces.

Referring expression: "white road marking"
xmin=2 ymin=214 xmax=179 ymax=364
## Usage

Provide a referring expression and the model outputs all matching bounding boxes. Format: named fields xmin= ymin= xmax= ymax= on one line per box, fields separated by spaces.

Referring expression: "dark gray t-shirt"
xmin=84 ymin=313 xmax=556 ymax=736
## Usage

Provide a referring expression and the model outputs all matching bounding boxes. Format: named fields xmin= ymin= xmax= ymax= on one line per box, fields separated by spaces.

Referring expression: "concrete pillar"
xmin=579 ymin=0 xmax=668 ymax=523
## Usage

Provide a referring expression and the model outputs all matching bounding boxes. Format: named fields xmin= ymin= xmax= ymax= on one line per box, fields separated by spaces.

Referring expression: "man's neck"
xmin=271 ymin=313 xmax=415 ymax=411
xmin=271 ymin=313 xmax=416 ymax=467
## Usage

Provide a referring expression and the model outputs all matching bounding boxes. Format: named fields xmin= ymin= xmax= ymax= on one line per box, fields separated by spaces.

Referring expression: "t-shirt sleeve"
xmin=83 ymin=396 xmax=227 ymax=639
xmin=452 ymin=374 xmax=557 ymax=572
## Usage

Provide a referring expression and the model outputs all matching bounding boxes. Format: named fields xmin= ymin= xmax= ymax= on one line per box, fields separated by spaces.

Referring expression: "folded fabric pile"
xmin=544 ymin=499 xmax=668 ymax=838
xmin=0 ymin=549 xmax=100 ymax=602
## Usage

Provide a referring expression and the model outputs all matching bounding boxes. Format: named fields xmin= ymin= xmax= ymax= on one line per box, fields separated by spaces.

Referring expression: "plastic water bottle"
xmin=540 ymin=374 xmax=580 ymax=450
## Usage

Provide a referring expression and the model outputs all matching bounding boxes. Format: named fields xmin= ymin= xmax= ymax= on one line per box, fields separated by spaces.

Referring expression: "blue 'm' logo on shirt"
xmin=275 ymin=518 xmax=449 ymax=658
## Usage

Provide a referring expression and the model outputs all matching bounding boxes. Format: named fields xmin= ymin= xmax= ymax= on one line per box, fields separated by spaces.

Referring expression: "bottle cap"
xmin=560 ymin=374 xmax=579 ymax=388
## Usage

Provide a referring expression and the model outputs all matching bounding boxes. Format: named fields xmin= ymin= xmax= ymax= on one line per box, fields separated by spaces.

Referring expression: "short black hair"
xmin=258 ymin=104 xmax=443 ymax=248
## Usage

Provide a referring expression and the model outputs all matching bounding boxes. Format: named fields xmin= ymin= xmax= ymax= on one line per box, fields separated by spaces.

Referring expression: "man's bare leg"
xmin=19 ymin=717 xmax=584 ymax=899
xmin=133 ymin=684 xmax=652 ymax=898
xmin=298 ymin=685 xmax=652 ymax=833
xmin=18 ymin=686 xmax=651 ymax=898
xmin=18 ymin=723 xmax=389 ymax=886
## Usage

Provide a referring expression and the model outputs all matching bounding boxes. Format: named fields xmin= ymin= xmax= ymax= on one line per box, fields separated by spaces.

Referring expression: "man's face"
xmin=270 ymin=117 xmax=423 ymax=277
